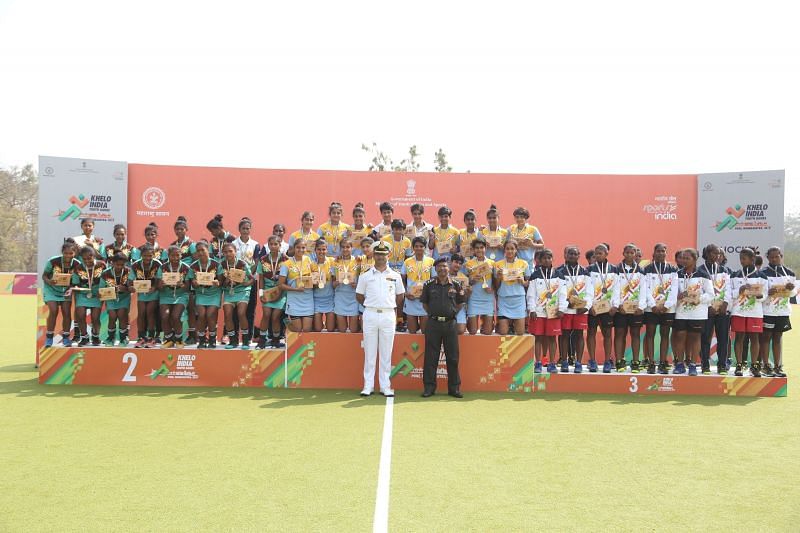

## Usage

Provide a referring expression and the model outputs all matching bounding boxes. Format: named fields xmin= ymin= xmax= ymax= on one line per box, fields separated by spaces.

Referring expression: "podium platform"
xmin=37 ymin=332 xmax=787 ymax=397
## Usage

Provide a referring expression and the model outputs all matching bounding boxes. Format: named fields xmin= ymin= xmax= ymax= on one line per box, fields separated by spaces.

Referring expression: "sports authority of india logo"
xmin=142 ymin=187 xmax=166 ymax=209
xmin=642 ymin=195 xmax=678 ymax=220
xmin=57 ymin=194 xmax=90 ymax=222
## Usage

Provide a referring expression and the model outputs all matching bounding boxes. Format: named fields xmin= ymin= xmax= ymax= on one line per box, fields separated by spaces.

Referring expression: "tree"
xmin=360 ymin=142 xmax=394 ymax=172
xmin=433 ymin=148 xmax=452 ymax=173
xmin=0 ymin=164 xmax=38 ymax=272
xmin=784 ymin=212 xmax=800 ymax=270
xmin=361 ymin=142 xmax=452 ymax=173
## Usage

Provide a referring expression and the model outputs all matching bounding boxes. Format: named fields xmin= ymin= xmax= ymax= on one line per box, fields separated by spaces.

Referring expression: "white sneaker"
xmin=380 ymin=388 xmax=395 ymax=397
xmin=360 ymin=388 xmax=373 ymax=397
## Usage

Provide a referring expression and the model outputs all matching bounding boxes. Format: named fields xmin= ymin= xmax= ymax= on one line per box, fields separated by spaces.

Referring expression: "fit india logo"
xmin=715 ymin=204 xmax=745 ymax=232
xmin=57 ymin=194 xmax=90 ymax=222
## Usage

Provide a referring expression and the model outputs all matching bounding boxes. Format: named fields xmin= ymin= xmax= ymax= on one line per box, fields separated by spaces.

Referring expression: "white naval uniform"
xmin=356 ymin=265 xmax=405 ymax=392
xmin=233 ymin=236 xmax=259 ymax=266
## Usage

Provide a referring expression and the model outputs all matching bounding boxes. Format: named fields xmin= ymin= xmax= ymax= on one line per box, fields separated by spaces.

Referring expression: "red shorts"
xmin=529 ymin=317 xmax=563 ymax=336
xmin=731 ymin=315 xmax=763 ymax=333
xmin=560 ymin=313 xmax=588 ymax=331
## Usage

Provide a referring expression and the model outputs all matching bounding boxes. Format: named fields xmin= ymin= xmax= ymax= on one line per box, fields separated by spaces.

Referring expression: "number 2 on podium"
xmin=122 ymin=352 xmax=138 ymax=382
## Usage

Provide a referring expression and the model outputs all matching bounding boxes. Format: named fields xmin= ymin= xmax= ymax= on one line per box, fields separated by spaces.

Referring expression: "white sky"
xmin=1 ymin=0 xmax=798 ymax=212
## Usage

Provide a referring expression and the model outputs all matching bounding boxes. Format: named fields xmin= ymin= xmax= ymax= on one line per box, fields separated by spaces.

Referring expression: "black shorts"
xmin=672 ymin=319 xmax=705 ymax=332
xmin=588 ymin=312 xmax=614 ymax=329
xmin=614 ymin=312 xmax=645 ymax=328
xmin=644 ymin=312 xmax=676 ymax=328
xmin=763 ymin=315 xmax=792 ymax=333
xmin=287 ymin=315 xmax=312 ymax=321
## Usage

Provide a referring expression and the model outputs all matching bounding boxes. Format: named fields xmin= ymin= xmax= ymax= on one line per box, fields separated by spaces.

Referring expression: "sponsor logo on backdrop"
xmin=715 ymin=203 xmax=771 ymax=232
xmin=647 ymin=377 xmax=676 ymax=393
xmin=55 ymin=193 xmax=115 ymax=222
xmin=642 ymin=195 xmax=678 ymax=220
xmin=380 ymin=177 xmax=446 ymax=210
xmin=137 ymin=186 xmax=170 ymax=217
xmin=150 ymin=353 xmax=199 ymax=380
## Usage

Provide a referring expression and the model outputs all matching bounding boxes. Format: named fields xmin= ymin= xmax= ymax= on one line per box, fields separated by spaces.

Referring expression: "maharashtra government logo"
xmin=57 ymin=194 xmax=90 ymax=222
xmin=142 ymin=187 xmax=166 ymax=210
xmin=716 ymin=204 xmax=746 ymax=232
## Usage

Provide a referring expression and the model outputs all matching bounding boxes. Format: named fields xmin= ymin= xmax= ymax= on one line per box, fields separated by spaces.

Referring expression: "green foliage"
xmin=361 ymin=142 xmax=450 ymax=173
xmin=360 ymin=142 xmax=393 ymax=172
xmin=784 ymin=212 xmax=800 ymax=270
xmin=0 ymin=165 xmax=37 ymax=272
xmin=433 ymin=148 xmax=452 ymax=173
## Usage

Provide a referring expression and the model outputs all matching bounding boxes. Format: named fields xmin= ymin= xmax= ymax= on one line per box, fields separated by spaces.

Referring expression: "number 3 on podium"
xmin=628 ymin=376 xmax=638 ymax=393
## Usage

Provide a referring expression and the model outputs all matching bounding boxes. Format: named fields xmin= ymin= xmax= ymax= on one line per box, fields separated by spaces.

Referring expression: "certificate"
xmin=486 ymin=234 xmax=503 ymax=248
xmin=409 ymin=283 xmax=423 ymax=298
xmin=622 ymin=300 xmax=639 ymax=314
xmin=436 ymin=240 xmax=452 ymax=255
xmin=299 ymin=275 xmax=314 ymax=289
xmin=502 ymin=268 xmax=522 ymax=281
xmin=568 ymin=294 xmax=587 ymax=309
xmin=593 ymin=299 xmax=612 ymax=315
xmin=53 ymin=273 xmax=72 ymax=287
xmin=772 ymin=283 xmax=792 ymax=298
xmin=456 ymin=274 xmax=471 ymax=287
xmin=545 ymin=301 xmax=560 ymax=319
xmin=350 ymin=229 xmax=368 ymax=242
xmin=682 ymin=293 xmax=700 ymax=305
xmin=99 ymin=287 xmax=116 ymax=301
xmin=195 ymin=271 xmax=215 ymax=286
xmin=743 ymin=284 xmax=763 ymax=298
xmin=227 ymin=268 xmax=246 ymax=284
xmin=133 ymin=280 xmax=152 ymax=293
xmin=262 ymin=286 xmax=282 ymax=302
xmin=162 ymin=272 xmax=181 ymax=286
xmin=516 ymin=237 xmax=533 ymax=249
xmin=470 ymin=263 xmax=491 ymax=279
xmin=710 ymin=300 xmax=725 ymax=313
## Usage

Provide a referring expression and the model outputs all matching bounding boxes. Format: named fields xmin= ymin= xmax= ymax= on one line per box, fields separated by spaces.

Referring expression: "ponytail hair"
xmin=206 ymin=214 xmax=224 ymax=232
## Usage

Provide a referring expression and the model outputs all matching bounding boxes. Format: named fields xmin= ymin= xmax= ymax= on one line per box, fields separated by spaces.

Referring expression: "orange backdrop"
xmin=128 ymin=164 xmax=697 ymax=259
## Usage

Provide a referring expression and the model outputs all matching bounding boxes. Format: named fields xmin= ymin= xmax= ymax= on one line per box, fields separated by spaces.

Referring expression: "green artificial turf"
xmin=2 ymin=295 xmax=798 ymax=531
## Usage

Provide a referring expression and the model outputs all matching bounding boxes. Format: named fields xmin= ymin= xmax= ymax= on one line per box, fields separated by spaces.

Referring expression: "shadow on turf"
xmin=0 ymin=370 xmax=766 ymax=407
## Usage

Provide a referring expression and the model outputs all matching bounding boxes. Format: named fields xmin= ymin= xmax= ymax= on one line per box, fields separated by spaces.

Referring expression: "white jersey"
xmin=730 ymin=267 xmax=768 ymax=318
xmin=760 ymin=265 xmax=797 ymax=317
xmin=526 ymin=267 xmax=568 ymax=316
xmin=674 ymin=269 xmax=714 ymax=320
xmin=616 ymin=262 xmax=648 ymax=312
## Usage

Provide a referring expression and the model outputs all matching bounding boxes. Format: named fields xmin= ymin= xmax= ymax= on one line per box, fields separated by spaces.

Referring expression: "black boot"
xmin=208 ymin=335 xmax=217 ymax=349
xmin=197 ymin=335 xmax=208 ymax=349
xmin=225 ymin=332 xmax=238 ymax=350
xmin=240 ymin=333 xmax=251 ymax=350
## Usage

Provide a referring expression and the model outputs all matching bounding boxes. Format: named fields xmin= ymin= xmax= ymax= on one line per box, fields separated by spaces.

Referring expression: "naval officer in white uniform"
xmin=356 ymin=241 xmax=405 ymax=397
